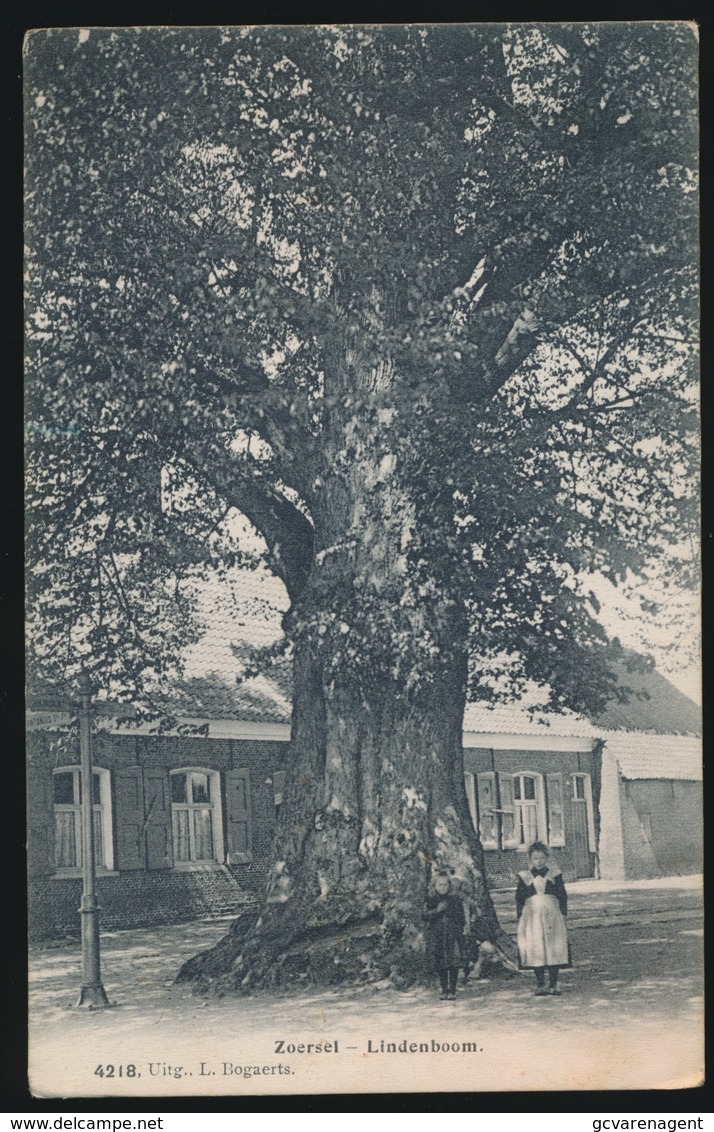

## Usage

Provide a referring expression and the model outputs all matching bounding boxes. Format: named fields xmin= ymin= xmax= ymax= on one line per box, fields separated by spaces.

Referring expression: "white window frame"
xmin=52 ymin=766 xmax=114 ymax=873
xmin=572 ymin=772 xmax=596 ymax=851
xmin=511 ymin=771 xmax=547 ymax=850
xmin=169 ymin=768 xmax=224 ymax=866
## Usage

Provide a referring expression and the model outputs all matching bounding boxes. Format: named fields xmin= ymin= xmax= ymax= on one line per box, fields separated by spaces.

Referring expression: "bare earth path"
xmin=28 ymin=877 xmax=703 ymax=1097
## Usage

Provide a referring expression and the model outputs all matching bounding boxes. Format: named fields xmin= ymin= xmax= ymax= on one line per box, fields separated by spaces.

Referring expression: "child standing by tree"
xmin=424 ymin=869 xmax=465 ymax=1000
xmin=516 ymin=842 xmax=570 ymax=996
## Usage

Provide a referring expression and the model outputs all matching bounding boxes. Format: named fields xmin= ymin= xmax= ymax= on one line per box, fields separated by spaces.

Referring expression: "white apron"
xmin=517 ymin=870 xmax=569 ymax=969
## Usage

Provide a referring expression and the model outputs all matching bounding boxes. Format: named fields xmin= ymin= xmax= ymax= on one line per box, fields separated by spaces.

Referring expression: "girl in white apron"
xmin=516 ymin=841 xmax=571 ymax=996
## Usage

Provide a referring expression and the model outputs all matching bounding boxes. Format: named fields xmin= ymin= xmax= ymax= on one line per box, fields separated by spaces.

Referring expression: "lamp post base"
xmin=76 ymin=982 xmax=110 ymax=1009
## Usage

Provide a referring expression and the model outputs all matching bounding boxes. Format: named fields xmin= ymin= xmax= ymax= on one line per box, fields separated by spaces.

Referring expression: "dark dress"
xmin=424 ymin=892 xmax=465 ymax=968
xmin=515 ymin=866 xmax=571 ymax=970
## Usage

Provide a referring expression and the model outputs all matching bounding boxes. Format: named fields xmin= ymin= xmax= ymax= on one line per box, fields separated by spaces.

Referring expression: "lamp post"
xmin=28 ymin=674 xmax=137 ymax=1006
xmin=75 ymin=668 xmax=109 ymax=1009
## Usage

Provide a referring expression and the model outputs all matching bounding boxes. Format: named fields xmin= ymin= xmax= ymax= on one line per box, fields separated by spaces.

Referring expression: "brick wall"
xmin=463 ymin=746 xmax=599 ymax=885
xmin=28 ymin=865 xmax=260 ymax=940
xmin=27 ymin=729 xmax=285 ymax=940
xmin=28 ymin=729 xmax=603 ymax=939
xmin=621 ymin=779 xmax=703 ymax=879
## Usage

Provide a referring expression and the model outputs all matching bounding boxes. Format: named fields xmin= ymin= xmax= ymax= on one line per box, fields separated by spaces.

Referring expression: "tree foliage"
xmin=25 ymin=23 xmax=699 ymax=711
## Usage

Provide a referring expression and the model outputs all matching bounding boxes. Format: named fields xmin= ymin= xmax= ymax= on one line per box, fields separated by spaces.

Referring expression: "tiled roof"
xmin=174 ymin=670 xmax=291 ymax=724
xmin=175 ymin=628 xmax=702 ymax=743
xmin=171 ymin=678 xmax=598 ymax=739
xmin=463 ymin=652 xmax=701 ymax=740
xmin=590 ymin=658 xmax=701 ymax=736
xmin=29 ymin=564 xmax=701 ymax=745
xmin=182 ymin=575 xmax=700 ymax=739
xmin=174 ymin=564 xmax=290 ymax=721
xmin=602 ymin=731 xmax=702 ymax=781
xmin=461 ymin=701 xmax=596 ymax=738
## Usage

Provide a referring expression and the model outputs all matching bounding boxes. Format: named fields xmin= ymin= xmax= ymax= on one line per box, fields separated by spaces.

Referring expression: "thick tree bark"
xmin=178 ymin=350 xmax=514 ymax=992
xmin=178 ymin=625 xmax=512 ymax=993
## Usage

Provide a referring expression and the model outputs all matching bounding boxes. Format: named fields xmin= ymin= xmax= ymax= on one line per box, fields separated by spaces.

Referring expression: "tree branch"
xmin=197 ymin=362 xmax=317 ymax=499
xmin=183 ymin=442 xmax=315 ymax=602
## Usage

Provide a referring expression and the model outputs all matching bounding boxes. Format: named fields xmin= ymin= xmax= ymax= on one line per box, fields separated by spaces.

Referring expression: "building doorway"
xmin=572 ymin=774 xmax=592 ymax=878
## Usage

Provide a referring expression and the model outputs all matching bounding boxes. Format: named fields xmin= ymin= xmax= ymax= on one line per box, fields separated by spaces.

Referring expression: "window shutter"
xmin=115 ymin=766 xmax=146 ymax=870
xmin=546 ymin=773 xmax=566 ymax=847
xmin=463 ymin=772 xmax=478 ymax=832
xmin=144 ymin=768 xmax=173 ymax=870
xmin=273 ymin=770 xmax=286 ymax=807
xmin=475 ymin=772 xmax=498 ymax=849
xmin=498 ymin=773 xmax=519 ymax=849
xmin=226 ymin=768 xmax=252 ymax=864
xmin=27 ymin=758 xmax=54 ymax=875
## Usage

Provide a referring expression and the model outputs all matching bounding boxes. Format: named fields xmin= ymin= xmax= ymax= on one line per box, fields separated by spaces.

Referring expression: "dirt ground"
xmin=28 ymin=876 xmax=703 ymax=1098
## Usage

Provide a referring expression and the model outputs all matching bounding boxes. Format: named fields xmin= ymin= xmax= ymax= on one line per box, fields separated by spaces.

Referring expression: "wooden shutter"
xmin=226 ymin=768 xmax=252 ymax=864
xmin=273 ymin=770 xmax=286 ymax=806
xmin=463 ymin=772 xmax=478 ymax=832
xmin=498 ymin=773 xmax=519 ymax=849
xmin=476 ymin=772 xmax=498 ymax=849
xmin=546 ymin=773 xmax=566 ymax=847
xmin=115 ymin=766 xmax=146 ymax=870
xmin=27 ymin=757 xmax=55 ymax=876
xmin=144 ymin=768 xmax=173 ymax=870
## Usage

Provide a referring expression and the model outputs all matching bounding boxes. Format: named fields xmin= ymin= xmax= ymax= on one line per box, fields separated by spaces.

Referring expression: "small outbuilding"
xmin=592 ymin=660 xmax=702 ymax=881
xmin=598 ymin=732 xmax=702 ymax=880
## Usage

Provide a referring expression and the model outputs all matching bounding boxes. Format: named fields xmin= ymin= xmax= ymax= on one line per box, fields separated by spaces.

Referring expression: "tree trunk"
xmin=178 ymin=632 xmax=512 ymax=993
xmin=178 ymin=352 xmax=514 ymax=992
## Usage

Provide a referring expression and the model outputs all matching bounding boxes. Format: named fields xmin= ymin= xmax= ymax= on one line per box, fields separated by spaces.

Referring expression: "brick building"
xmin=460 ymin=701 xmax=601 ymax=888
xmin=27 ymin=660 xmax=701 ymax=940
